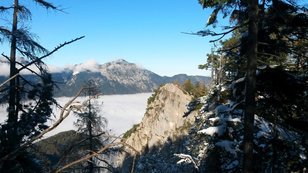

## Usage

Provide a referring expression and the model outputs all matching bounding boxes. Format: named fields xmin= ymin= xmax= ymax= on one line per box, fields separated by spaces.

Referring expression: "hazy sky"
xmin=1 ymin=0 xmax=217 ymax=76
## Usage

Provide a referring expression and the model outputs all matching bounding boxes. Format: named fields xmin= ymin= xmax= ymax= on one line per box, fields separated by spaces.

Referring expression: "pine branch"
xmin=182 ymin=23 xmax=247 ymax=42
xmin=0 ymin=6 xmax=13 ymax=12
xmin=34 ymin=0 xmax=57 ymax=10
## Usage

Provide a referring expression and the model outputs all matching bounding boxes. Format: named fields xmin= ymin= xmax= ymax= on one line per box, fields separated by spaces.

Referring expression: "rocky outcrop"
xmin=108 ymin=84 xmax=199 ymax=173
xmin=123 ymin=83 xmax=196 ymax=154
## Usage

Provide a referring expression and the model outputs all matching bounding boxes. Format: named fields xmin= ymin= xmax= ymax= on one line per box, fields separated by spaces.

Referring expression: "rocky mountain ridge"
xmin=0 ymin=59 xmax=210 ymax=96
xmin=57 ymin=59 xmax=210 ymax=96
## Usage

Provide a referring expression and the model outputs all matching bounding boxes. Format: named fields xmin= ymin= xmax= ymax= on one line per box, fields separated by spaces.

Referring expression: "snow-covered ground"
xmin=0 ymin=93 xmax=152 ymax=138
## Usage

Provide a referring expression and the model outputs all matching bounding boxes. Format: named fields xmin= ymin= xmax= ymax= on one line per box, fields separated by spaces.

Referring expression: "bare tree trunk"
xmin=243 ymin=0 xmax=258 ymax=172
xmin=8 ymin=0 xmax=19 ymax=151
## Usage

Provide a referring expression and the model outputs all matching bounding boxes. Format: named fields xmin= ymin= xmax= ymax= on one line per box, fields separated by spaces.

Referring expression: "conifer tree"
xmin=197 ymin=0 xmax=307 ymax=171
xmin=0 ymin=1 xmax=83 ymax=172
xmin=74 ymin=81 xmax=107 ymax=173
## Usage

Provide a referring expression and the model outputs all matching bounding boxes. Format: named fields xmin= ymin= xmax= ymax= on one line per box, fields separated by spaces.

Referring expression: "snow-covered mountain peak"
xmin=103 ymin=59 xmax=138 ymax=69
xmin=98 ymin=60 xmax=156 ymax=89
xmin=0 ymin=59 xmax=210 ymax=96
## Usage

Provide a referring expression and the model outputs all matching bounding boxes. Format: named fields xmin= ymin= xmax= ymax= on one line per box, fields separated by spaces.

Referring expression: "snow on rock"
xmin=174 ymin=154 xmax=198 ymax=169
xmin=209 ymin=117 xmax=220 ymax=124
xmin=197 ymin=124 xmax=226 ymax=136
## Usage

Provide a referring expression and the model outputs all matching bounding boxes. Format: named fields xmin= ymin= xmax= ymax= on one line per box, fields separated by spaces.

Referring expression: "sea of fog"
xmin=0 ymin=93 xmax=152 ymax=138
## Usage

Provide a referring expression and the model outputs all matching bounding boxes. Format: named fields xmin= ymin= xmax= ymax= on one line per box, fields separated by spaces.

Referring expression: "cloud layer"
xmin=0 ymin=58 xmax=104 ymax=77
xmin=0 ymin=93 xmax=152 ymax=137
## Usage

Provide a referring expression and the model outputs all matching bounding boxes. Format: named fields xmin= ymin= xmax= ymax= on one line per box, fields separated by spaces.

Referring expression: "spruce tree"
xmin=73 ymin=82 xmax=107 ymax=173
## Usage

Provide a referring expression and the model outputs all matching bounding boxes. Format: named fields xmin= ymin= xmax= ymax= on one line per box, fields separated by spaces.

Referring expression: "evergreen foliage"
xmin=73 ymin=83 xmax=108 ymax=173
xmin=197 ymin=0 xmax=307 ymax=171
xmin=180 ymin=80 xmax=208 ymax=98
xmin=0 ymin=1 xmax=58 ymax=172
xmin=0 ymin=1 xmax=82 ymax=172
xmin=123 ymin=123 xmax=140 ymax=139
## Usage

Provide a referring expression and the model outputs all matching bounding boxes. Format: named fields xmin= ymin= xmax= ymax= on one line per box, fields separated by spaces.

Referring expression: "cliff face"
xmin=123 ymin=84 xmax=196 ymax=153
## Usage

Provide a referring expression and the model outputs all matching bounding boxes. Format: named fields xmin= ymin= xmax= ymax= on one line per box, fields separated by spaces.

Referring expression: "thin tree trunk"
xmin=8 ymin=0 xmax=19 ymax=150
xmin=88 ymin=98 xmax=94 ymax=173
xmin=243 ymin=0 xmax=258 ymax=172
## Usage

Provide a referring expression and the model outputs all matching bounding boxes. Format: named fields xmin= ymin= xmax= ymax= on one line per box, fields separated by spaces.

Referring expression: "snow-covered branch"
xmin=174 ymin=153 xmax=198 ymax=170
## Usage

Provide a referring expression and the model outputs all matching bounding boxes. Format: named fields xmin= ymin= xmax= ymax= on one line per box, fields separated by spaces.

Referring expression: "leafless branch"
xmin=55 ymin=141 xmax=139 ymax=173
xmin=257 ymin=52 xmax=281 ymax=59
xmin=0 ymin=88 xmax=85 ymax=162
xmin=215 ymin=43 xmax=242 ymax=53
xmin=1 ymin=53 xmax=45 ymax=78
xmin=0 ymin=73 xmax=19 ymax=89
xmin=18 ymin=36 xmax=85 ymax=73
xmin=182 ymin=23 xmax=246 ymax=42
xmin=0 ymin=6 xmax=13 ymax=11
xmin=55 ymin=132 xmax=106 ymax=168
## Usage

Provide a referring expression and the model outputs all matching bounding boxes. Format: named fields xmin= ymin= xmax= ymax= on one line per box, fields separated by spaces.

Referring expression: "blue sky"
xmin=1 ymin=0 xmax=217 ymax=76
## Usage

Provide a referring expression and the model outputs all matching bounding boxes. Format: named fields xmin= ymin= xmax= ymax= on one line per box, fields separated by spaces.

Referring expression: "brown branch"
xmin=18 ymin=36 xmax=85 ymax=73
xmin=257 ymin=52 xmax=281 ymax=59
xmin=0 ymin=73 xmax=19 ymax=89
xmin=94 ymin=156 xmax=114 ymax=172
xmin=215 ymin=43 xmax=242 ymax=53
xmin=182 ymin=23 xmax=247 ymax=42
xmin=55 ymin=132 xmax=106 ymax=168
xmin=0 ymin=88 xmax=85 ymax=162
xmin=55 ymin=141 xmax=139 ymax=173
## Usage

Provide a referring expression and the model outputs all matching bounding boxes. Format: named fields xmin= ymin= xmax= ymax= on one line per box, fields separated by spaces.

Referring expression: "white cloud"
xmin=0 ymin=93 xmax=152 ymax=138
xmin=47 ymin=93 xmax=151 ymax=137
xmin=0 ymin=56 xmax=43 ymax=76
xmin=72 ymin=59 xmax=100 ymax=74
xmin=47 ymin=65 xmax=66 ymax=73
xmin=19 ymin=64 xmax=41 ymax=75
xmin=0 ymin=63 xmax=10 ymax=76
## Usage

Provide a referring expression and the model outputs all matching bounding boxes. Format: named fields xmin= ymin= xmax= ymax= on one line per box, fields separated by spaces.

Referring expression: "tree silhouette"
xmin=0 ymin=1 xmax=83 ymax=172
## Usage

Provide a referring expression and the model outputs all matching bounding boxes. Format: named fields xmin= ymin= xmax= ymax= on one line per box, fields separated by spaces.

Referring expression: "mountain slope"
xmin=0 ymin=59 xmax=210 ymax=96
xmin=52 ymin=59 xmax=210 ymax=96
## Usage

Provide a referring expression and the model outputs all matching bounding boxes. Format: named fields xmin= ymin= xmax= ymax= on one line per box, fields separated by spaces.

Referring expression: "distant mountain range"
xmin=0 ymin=59 xmax=211 ymax=96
